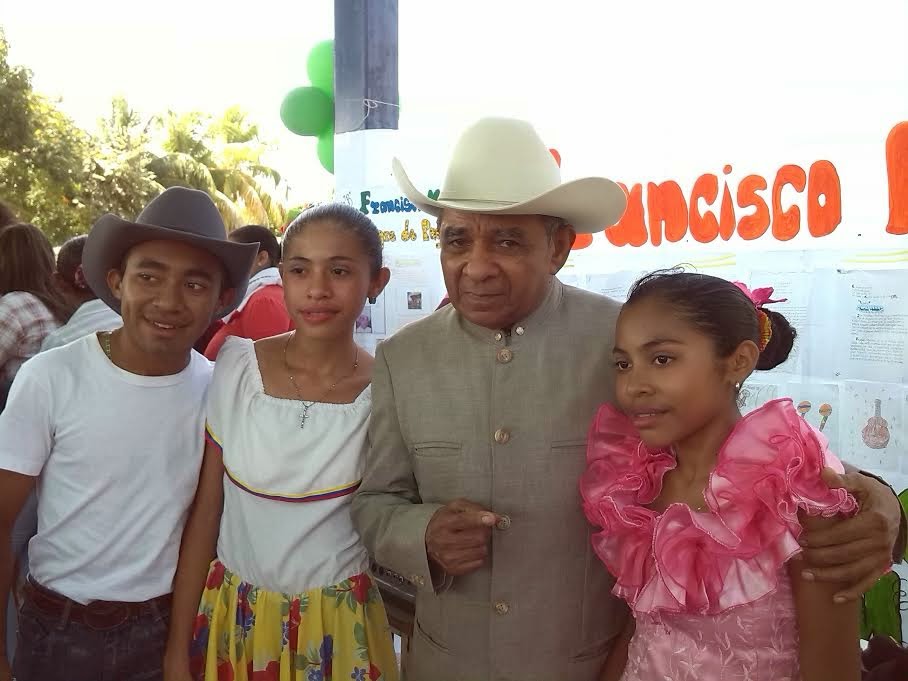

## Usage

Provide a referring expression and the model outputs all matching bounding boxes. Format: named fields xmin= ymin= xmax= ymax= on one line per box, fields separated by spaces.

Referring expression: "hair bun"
xmin=755 ymin=309 xmax=796 ymax=371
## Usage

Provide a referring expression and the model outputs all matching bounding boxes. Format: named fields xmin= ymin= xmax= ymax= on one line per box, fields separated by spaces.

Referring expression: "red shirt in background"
xmin=204 ymin=285 xmax=293 ymax=360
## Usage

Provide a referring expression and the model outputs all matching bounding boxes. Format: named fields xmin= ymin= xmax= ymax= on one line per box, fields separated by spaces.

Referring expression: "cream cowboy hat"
xmin=392 ymin=117 xmax=627 ymax=233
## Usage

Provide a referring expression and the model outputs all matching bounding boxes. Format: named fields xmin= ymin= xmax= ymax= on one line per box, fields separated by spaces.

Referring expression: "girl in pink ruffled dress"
xmin=581 ymin=270 xmax=860 ymax=681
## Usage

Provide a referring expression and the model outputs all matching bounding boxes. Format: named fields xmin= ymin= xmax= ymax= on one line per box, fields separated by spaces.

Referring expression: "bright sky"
xmin=4 ymin=0 xmax=908 ymax=210
xmin=4 ymin=0 xmax=336 ymax=203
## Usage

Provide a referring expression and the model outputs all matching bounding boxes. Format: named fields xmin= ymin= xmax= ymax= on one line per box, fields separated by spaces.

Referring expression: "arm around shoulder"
xmin=599 ymin=614 xmax=634 ymax=681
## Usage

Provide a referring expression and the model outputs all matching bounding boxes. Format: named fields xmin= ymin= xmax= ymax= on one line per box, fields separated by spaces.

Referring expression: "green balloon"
xmin=307 ymin=40 xmax=334 ymax=94
xmin=317 ymin=127 xmax=334 ymax=174
xmin=280 ymin=86 xmax=333 ymax=136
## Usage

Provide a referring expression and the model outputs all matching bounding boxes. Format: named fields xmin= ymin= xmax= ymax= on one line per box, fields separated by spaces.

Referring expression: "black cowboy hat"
xmin=83 ymin=187 xmax=258 ymax=317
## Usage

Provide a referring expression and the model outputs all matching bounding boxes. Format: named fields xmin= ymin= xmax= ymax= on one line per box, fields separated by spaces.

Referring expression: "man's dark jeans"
xmin=13 ymin=586 xmax=169 ymax=681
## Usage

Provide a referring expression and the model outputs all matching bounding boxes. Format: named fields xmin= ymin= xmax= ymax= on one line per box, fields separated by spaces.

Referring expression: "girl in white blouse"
xmin=164 ymin=204 xmax=397 ymax=681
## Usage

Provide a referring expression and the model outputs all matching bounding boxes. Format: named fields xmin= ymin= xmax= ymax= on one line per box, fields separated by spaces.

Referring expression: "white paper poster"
xmin=738 ymin=382 xmax=783 ymax=415
xmin=841 ymin=381 xmax=905 ymax=474
xmin=787 ymin=382 xmax=843 ymax=454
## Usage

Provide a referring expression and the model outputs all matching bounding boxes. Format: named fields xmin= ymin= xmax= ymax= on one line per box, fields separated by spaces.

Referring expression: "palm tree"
xmin=87 ymin=97 xmax=163 ymax=221
xmin=148 ymin=107 xmax=287 ymax=230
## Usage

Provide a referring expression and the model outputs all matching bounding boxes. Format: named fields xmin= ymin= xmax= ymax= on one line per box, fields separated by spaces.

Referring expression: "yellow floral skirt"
xmin=190 ymin=560 xmax=399 ymax=681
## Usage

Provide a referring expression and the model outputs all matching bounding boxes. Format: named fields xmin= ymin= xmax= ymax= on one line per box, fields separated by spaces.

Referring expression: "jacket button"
xmin=496 ymin=348 xmax=513 ymax=364
xmin=496 ymin=515 xmax=511 ymax=531
xmin=515 ymin=326 xmax=525 ymax=336
xmin=493 ymin=429 xmax=510 ymax=444
xmin=494 ymin=601 xmax=510 ymax=615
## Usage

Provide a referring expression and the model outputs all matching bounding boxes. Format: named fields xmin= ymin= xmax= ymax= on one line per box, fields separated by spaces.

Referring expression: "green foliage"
xmin=84 ymin=97 xmax=162 ymax=223
xmin=149 ymin=109 xmax=287 ymax=230
xmin=860 ymin=570 xmax=903 ymax=643
xmin=0 ymin=29 xmax=93 ymax=243
xmin=0 ymin=28 xmax=289 ymax=244
xmin=899 ymin=488 xmax=908 ymax=562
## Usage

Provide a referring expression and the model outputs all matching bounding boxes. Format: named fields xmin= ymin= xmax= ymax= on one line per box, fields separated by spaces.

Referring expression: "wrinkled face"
xmin=108 ymin=239 xmax=231 ymax=357
xmin=439 ymin=209 xmax=574 ymax=330
xmin=613 ymin=297 xmax=741 ymax=449
xmin=280 ymin=221 xmax=389 ymax=340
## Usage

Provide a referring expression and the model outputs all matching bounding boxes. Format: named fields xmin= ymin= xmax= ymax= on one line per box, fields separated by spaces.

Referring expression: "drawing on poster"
xmin=818 ymin=403 xmax=833 ymax=432
xmin=737 ymin=383 xmax=780 ymax=414
xmin=407 ymin=291 xmax=423 ymax=310
xmin=356 ymin=306 xmax=373 ymax=333
xmin=789 ymin=383 xmax=841 ymax=452
xmin=842 ymin=382 xmax=903 ymax=474
xmin=861 ymin=398 xmax=892 ymax=450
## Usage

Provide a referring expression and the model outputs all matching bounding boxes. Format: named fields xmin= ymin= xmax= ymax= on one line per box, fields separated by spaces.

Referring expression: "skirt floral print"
xmin=190 ymin=560 xmax=399 ymax=681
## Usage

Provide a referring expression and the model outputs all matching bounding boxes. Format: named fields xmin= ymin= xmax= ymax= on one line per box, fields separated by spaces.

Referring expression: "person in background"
xmin=863 ymin=635 xmax=908 ymax=680
xmin=204 ymin=224 xmax=293 ymax=359
xmin=434 ymin=294 xmax=450 ymax=311
xmin=0 ymin=215 xmax=39 ymax=669
xmin=3 ymin=236 xmax=123 ymax=661
xmin=0 ymin=223 xmax=70 ymax=402
xmin=0 ymin=202 xmax=15 ymax=230
xmin=41 ymin=235 xmax=122 ymax=351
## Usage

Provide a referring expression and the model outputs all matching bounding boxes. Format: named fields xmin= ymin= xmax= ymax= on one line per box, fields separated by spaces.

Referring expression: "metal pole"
xmin=334 ymin=0 xmax=399 ymax=133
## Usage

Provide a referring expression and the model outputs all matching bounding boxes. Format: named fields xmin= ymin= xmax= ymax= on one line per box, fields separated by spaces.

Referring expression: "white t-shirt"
xmin=0 ymin=334 xmax=212 ymax=604
xmin=207 ymin=337 xmax=370 ymax=594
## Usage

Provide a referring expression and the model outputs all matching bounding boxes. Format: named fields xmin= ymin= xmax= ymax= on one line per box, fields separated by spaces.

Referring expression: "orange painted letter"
xmin=689 ymin=174 xmax=720 ymax=243
xmin=719 ymin=181 xmax=736 ymax=240
xmin=886 ymin=122 xmax=908 ymax=235
xmin=807 ymin=160 xmax=841 ymax=238
xmin=647 ymin=181 xmax=688 ymax=246
xmin=571 ymin=233 xmax=594 ymax=250
xmin=605 ymin=183 xmax=648 ymax=247
xmin=736 ymin=175 xmax=770 ymax=240
xmin=771 ymin=165 xmax=806 ymax=241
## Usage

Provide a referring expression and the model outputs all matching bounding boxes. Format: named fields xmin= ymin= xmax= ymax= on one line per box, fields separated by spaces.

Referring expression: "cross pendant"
xmin=299 ymin=403 xmax=313 ymax=429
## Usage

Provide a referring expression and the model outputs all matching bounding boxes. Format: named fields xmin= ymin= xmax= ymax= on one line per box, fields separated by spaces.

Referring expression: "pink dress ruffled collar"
xmin=580 ymin=398 xmax=857 ymax=617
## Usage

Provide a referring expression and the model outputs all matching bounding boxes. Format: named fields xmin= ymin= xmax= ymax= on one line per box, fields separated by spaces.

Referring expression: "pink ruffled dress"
xmin=580 ymin=398 xmax=857 ymax=681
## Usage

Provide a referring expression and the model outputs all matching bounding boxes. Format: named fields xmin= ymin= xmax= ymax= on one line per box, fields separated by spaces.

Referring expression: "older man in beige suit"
xmin=352 ymin=118 xmax=905 ymax=681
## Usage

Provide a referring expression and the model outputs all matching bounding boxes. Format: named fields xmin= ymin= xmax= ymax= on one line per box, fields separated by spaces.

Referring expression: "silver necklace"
xmin=283 ymin=333 xmax=359 ymax=429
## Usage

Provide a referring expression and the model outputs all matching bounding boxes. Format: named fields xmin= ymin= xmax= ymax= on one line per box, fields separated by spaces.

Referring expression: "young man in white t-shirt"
xmin=0 ymin=187 xmax=257 ymax=681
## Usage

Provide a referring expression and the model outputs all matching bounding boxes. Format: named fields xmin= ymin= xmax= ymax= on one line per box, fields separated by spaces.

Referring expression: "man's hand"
xmin=425 ymin=499 xmax=498 ymax=577
xmin=799 ymin=468 xmax=901 ymax=602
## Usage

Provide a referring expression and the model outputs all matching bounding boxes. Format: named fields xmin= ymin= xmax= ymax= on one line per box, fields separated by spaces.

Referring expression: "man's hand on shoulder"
xmin=800 ymin=468 xmax=902 ymax=602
